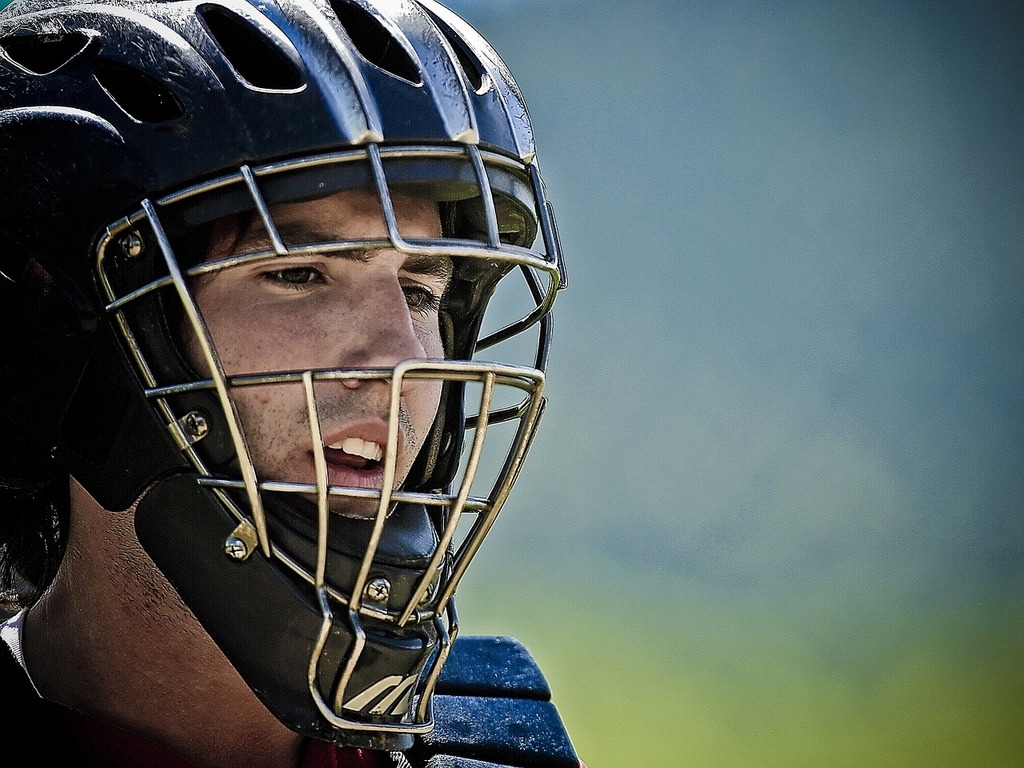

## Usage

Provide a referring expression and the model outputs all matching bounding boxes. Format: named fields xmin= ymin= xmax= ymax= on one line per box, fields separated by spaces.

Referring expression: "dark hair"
xmin=0 ymin=431 xmax=68 ymax=610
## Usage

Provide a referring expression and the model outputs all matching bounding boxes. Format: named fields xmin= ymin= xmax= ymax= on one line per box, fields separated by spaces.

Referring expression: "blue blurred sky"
xmin=445 ymin=0 xmax=1023 ymax=610
xmin=1 ymin=0 xmax=1017 ymax=666
xmin=2 ymin=0 xmax=1016 ymax=602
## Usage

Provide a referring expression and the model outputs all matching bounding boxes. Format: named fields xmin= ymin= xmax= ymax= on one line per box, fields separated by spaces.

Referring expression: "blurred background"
xmin=1 ymin=0 xmax=1020 ymax=766
xmin=442 ymin=1 xmax=1023 ymax=766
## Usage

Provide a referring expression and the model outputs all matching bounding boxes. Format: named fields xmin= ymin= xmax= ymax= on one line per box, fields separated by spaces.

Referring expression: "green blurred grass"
xmin=457 ymin=579 xmax=1024 ymax=768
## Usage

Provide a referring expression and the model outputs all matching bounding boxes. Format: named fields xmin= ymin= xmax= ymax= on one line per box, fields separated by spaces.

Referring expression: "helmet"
xmin=0 ymin=0 xmax=565 ymax=751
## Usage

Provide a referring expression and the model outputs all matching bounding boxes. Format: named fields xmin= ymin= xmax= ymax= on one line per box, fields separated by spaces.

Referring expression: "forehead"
xmin=203 ymin=185 xmax=446 ymax=265
xmin=261 ymin=186 xmax=441 ymax=239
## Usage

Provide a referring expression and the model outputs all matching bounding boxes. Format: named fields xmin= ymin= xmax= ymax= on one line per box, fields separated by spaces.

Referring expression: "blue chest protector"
xmin=407 ymin=635 xmax=581 ymax=768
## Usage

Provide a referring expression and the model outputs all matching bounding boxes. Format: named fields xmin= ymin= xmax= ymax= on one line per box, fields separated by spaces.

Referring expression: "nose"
xmin=328 ymin=275 xmax=432 ymax=385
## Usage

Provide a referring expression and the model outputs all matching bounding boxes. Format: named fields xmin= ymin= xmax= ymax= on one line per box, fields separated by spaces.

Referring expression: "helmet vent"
xmin=0 ymin=32 xmax=90 ymax=75
xmin=199 ymin=5 xmax=304 ymax=91
xmin=421 ymin=10 xmax=484 ymax=92
xmin=328 ymin=0 xmax=421 ymax=85
xmin=93 ymin=60 xmax=186 ymax=123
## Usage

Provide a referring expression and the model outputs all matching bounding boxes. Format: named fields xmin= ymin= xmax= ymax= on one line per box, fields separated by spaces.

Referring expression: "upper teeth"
xmin=328 ymin=437 xmax=383 ymax=462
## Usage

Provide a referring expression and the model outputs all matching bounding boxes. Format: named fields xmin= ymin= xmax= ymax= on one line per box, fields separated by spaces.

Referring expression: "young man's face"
xmin=188 ymin=186 xmax=451 ymax=518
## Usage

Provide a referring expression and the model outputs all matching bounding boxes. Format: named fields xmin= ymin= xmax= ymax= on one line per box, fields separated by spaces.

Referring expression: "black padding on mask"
xmin=264 ymin=493 xmax=437 ymax=566
xmin=260 ymin=494 xmax=440 ymax=610
xmin=134 ymin=473 xmax=441 ymax=752
xmin=56 ymin=327 xmax=192 ymax=511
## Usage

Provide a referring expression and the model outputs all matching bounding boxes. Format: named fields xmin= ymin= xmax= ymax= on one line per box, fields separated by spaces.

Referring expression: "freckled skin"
xmin=187 ymin=188 xmax=449 ymax=517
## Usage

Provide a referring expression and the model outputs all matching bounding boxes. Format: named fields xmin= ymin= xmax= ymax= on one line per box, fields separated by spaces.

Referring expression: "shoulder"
xmin=0 ymin=611 xmax=38 ymax=704
xmin=0 ymin=626 xmax=77 ymax=741
xmin=405 ymin=635 xmax=582 ymax=768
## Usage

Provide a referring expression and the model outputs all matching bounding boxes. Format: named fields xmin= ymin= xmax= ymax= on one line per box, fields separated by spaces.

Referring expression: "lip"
xmin=322 ymin=460 xmax=386 ymax=493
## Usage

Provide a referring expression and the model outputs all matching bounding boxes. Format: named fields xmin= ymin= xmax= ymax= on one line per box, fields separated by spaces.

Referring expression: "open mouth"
xmin=325 ymin=438 xmax=382 ymax=468
xmin=323 ymin=437 xmax=384 ymax=472
xmin=312 ymin=429 xmax=399 ymax=510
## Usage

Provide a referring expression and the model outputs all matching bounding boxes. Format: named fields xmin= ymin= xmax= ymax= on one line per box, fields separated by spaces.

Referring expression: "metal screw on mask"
xmin=182 ymin=411 xmax=209 ymax=441
xmin=365 ymin=577 xmax=391 ymax=604
xmin=223 ymin=522 xmax=259 ymax=562
xmin=224 ymin=535 xmax=250 ymax=561
xmin=119 ymin=231 xmax=145 ymax=259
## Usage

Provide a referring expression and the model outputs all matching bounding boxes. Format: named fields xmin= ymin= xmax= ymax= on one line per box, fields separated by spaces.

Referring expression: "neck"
xmin=22 ymin=479 xmax=305 ymax=768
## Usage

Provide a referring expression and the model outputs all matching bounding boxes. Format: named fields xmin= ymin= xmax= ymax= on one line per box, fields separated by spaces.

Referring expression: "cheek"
xmin=197 ymin=312 xmax=254 ymax=374
xmin=418 ymin=318 xmax=446 ymax=358
xmin=409 ymin=322 xmax=444 ymax=430
xmin=402 ymin=375 xmax=444 ymax=440
xmin=417 ymin=380 xmax=444 ymax=426
xmin=196 ymin=298 xmax=295 ymax=375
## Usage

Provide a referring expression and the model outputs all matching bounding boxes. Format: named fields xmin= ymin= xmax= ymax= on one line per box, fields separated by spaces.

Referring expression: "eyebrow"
xmin=240 ymin=221 xmax=453 ymax=282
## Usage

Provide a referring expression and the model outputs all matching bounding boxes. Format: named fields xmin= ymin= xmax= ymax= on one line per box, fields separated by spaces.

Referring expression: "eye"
xmin=260 ymin=266 xmax=325 ymax=288
xmin=403 ymin=283 xmax=442 ymax=314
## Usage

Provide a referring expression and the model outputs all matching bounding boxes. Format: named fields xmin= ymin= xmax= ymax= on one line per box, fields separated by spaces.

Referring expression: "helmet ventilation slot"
xmin=0 ymin=32 xmax=89 ymax=75
xmin=93 ymin=60 xmax=185 ymax=123
xmin=199 ymin=5 xmax=304 ymax=91
xmin=328 ymin=0 xmax=421 ymax=84
xmin=420 ymin=9 xmax=485 ymax=93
